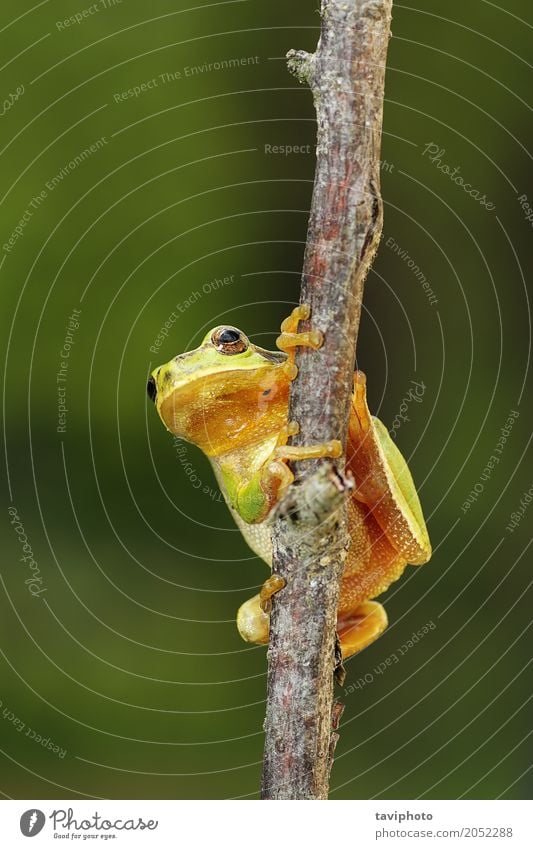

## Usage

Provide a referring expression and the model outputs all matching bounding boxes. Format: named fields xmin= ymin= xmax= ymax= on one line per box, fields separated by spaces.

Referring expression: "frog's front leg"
xmin=276 ymin=303 xmax=324 ymax=380
xmin=226 ymin=423 xmax=342 ymax=526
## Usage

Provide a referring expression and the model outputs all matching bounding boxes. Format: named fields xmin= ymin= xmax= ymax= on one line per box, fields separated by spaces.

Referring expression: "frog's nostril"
xmin=147 ymin=375 xmax=157 ymax=403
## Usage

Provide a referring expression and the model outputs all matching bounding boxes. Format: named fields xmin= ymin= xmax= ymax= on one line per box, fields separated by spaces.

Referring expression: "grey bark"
xmin=261 ymin=0 xmax=393 ymax=800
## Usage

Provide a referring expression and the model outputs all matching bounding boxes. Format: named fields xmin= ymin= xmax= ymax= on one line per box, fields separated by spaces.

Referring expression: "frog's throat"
xmin=159 ymin=367 xmax=290 ymax=457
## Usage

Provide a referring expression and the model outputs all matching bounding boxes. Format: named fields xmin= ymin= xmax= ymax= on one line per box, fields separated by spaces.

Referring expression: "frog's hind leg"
xmin=236 ymin=572 xmax=287 ymax=645
xmin=348 ymin=370 xmax=431 ymax=566
xmin=237 ymin=591 xmax=387 ymax=660
xmin=237 ymin=588 xmax=388 ymax=660
xmin=337 ymin=600 xmax=388 ymax=660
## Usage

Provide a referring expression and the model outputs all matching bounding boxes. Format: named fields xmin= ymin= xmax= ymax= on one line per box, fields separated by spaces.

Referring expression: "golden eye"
xmin=211 ymin=327 xmax=248 ymax=355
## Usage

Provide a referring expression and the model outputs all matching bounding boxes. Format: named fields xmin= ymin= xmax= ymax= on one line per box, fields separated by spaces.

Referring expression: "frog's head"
xmin=148 ymin=326 xmax=289 ymax=455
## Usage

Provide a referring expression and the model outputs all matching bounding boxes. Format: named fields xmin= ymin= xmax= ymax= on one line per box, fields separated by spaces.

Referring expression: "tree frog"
xmin=148 ymin=306 xmax=431 ymax=659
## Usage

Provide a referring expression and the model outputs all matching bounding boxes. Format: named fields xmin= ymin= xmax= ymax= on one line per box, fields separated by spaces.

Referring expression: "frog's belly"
xmin=209 ymin=456 xmax=274 ymax=566
xmin=229 ymin=505 xmax=273 ymax=566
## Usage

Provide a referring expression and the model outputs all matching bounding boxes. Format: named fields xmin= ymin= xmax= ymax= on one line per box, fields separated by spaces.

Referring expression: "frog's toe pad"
xmin=338 ymin=601 xmax=388 ymax=659
xmin=237 ymin=594 xmax=269 ymax=645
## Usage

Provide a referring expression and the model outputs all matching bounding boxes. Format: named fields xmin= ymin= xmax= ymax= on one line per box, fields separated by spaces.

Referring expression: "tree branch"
xmin=261 ymin=0 xmax=393 ymax=800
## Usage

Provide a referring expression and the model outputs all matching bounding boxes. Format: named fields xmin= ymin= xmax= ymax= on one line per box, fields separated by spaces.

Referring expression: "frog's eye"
xmin=147 ymin=375 xmax=157 ymax=403
xmin=211 ymin=326 xmax=248 ymax=355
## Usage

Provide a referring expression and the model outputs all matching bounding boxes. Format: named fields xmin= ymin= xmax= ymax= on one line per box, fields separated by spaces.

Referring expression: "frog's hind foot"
xmin=259 ymin=573 xmax=286 ymax=613
xmin=236 ymin=575 xmax=286 ymax=645
xmin=337 ymin=601 xmax=388 ymax=660
xmin=236 ymin=593 xmax=269 ymax=645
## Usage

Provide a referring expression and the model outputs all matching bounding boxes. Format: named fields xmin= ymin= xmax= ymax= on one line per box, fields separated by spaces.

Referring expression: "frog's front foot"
xmin=260 ymin=422 xmax=342 ymax=508
xmin=276 ymin=304 xmax=324 ymax=380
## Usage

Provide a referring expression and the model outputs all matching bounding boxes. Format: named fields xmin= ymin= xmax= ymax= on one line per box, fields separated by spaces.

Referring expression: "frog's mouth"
xmin=148 ymin=345 xmax=287 ymax=409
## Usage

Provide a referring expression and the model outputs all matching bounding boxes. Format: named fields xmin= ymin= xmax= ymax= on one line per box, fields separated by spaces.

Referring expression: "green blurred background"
xmin=0 ymin=0 xmax=531 ymax=800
